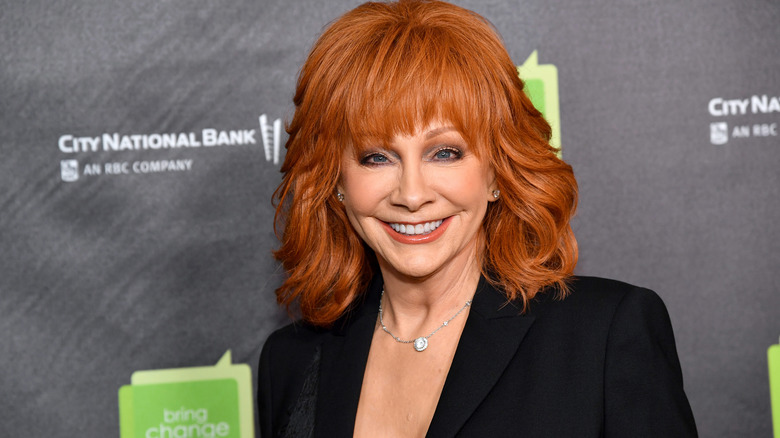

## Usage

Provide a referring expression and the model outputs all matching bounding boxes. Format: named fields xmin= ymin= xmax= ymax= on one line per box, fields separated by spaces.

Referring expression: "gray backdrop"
xmin=2 ymin=0 xmax=778 ymax=436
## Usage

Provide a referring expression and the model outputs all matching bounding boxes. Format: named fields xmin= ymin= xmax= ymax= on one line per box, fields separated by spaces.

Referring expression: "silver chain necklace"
xmin=378 ymin=289 xmax=472 ymax=352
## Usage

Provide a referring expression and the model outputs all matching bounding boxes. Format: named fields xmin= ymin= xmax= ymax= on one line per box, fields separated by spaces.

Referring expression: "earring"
xmin=337 ymin=192 xmax=345 ymax=202
xmin=492 ymin=190 xmax=500 ymax=199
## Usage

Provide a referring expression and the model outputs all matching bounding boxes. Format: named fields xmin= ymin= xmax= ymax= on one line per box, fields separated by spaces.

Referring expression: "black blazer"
xmin=258 ymin=276 xmax=697 ymax=437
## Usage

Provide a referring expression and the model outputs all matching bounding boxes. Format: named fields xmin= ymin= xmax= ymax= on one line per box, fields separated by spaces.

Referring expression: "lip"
xmin=381 ymin=217 xmax=451 ymax=244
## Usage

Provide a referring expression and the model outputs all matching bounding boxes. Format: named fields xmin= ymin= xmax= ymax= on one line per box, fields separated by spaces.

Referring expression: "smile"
xmin=388 ymin=220 xmax=444 ymax=236
xmin=381 ymin=217 xmax=451 ymax=245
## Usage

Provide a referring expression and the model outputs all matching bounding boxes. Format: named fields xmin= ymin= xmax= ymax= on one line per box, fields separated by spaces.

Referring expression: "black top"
xmin=258 ymin=275 xmax=698 ymax=437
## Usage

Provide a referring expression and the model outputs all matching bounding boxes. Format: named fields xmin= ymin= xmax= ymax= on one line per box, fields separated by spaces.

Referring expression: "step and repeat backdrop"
xmin=2 ymin=0 xmax=778 ymax=436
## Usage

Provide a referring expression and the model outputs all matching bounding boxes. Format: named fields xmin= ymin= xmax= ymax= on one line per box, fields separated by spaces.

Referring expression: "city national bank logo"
xmin=707 ymin=94 xmax=779 ymax=145
xmin=118 ymin=351 xmax=254 ymax=438
xmin=517 ymin=51 xmax=561 ymax=155
xmin=710 ymin=122 xmax=728 ymax=145
xmin=60 ymin=159 xmax=79 ymax=182
xmin=57 ymin=114 xmax=283 ymax=182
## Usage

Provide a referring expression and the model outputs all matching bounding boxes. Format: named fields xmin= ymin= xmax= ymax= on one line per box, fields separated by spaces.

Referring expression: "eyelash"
xmin=359 ymin=146 xmax=463 ymax=166
xmin=432 ymin=147 xmax=462 ymax=161
xmin=359 ymin=153 xmax=390 ymax=166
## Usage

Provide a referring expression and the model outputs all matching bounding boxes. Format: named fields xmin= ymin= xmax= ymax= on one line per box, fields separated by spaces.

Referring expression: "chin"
xmin=386 ymin=258 xmax=443 ymax=280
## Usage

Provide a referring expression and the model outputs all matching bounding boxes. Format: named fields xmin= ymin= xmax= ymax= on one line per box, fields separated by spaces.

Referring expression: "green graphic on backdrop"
xmin=517 ymin=51 xmax=561 ymax=154
xmin=769 ymin=343 xmax=780 ymax=437
xmin=119 ymin=351 xmax=254 ymax=438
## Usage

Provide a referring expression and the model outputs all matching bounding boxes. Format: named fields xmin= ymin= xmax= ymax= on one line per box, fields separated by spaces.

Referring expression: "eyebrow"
xmin=425 ymin=126 xmax=457 ymax=139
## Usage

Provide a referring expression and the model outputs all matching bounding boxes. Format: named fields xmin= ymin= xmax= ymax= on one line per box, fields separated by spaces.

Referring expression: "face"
xmin=337 ymin=122 xmax=497 ymax=281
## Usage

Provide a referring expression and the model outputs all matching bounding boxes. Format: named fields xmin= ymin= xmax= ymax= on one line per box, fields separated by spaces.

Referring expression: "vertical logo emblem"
xmin=517 ymin=51 xmax=561 ymax=154
xmin=259 ymin=114 xmax=282 ymax=165
xmin=710 ymin=122 xmax=728 ymax=145
xmin=61 ymin=160 xmax=79 ymax=182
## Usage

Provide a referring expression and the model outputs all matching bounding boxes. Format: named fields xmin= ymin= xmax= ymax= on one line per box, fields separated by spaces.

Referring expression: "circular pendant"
xmin=413 ymin=337 xmax=428 ymax=352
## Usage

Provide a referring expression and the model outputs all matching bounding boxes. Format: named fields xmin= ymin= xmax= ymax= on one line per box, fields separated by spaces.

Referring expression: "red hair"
xmin=274 ymin=0 xmax=578 ymax=326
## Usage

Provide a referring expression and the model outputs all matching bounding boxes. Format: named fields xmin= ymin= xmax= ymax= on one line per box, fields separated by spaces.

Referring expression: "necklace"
xmin=378 ymin=289 xmax=472 ymax=352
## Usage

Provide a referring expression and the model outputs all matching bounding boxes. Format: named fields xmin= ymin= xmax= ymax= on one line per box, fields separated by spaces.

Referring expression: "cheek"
xmin=341 ymin=170 xmax=389 ymax=217
xmin=340 ymin=173 xmax=392 ymax=251
xmin=444 ymin=167 xmax=491 ymax=203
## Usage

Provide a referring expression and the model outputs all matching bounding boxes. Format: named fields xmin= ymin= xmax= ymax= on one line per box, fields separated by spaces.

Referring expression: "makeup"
xmin=380 ymin=216 xmax=451 ymax=244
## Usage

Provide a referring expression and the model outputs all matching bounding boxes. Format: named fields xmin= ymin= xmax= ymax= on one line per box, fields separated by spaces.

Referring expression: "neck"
xmin=377 ymin=245 xmax=481 ymax=335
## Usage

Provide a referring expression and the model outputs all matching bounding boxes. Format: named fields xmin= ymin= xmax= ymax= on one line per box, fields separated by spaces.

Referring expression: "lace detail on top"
xmin=281 ymin=345 xmax=320 ymax=438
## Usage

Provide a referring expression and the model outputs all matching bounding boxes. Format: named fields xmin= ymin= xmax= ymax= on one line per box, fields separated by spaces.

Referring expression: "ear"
xmin=487 ymin=167 xmax=498 ymax=202
xmin=335 ymin=180 xmax=346 ymax=203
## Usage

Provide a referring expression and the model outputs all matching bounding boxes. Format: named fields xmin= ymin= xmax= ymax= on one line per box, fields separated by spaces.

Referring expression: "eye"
xmin=432 ymin=147 xmax=462 ymax=161
xmin=360 ymin=152 xmax=390 ymax=166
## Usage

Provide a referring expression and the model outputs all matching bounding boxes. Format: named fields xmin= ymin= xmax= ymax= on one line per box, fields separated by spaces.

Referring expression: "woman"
xmin=259 ymin=1 xmax=697 ymax=437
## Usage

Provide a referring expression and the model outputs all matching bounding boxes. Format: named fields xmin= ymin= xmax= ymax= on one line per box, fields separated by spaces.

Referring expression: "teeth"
xmin=389 ymin=219 xmax=443 ymax=236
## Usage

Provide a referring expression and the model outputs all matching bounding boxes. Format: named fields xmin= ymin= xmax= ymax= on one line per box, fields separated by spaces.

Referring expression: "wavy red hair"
xmin=274 ymin=0 xmax=578 ymax=326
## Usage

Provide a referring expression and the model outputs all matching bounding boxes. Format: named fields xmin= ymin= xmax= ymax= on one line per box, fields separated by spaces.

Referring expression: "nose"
xmin=390 ymin=162 xmax=435 ymax=211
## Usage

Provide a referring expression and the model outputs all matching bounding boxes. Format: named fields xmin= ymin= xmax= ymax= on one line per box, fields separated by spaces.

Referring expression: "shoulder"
xmin=529 ymin=275 xmax=668 ymax=320
xmin=521 ymin=276 xmax=675 ymax=353
xmin=526 ymin=277 xmax=697 ymax=435
xmin=258 ymin=288 xmax=376 ymax=394
xmin=565 ymin=275 xmax=662 ymax=305
xmin=263 ymin=320 xmax=328 ymax=351
xmin=572 ymin=276 xmax=672 ymax=329
xmin=554 ymin=278 xmax=697 ymax=435
xmin=260 ymin=320 xmax=329 ymax=377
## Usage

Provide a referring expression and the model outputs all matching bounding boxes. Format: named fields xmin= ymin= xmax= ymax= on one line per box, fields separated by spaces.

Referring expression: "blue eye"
xmin=360 ymin=153 xmax=389 ymax=165
xmin=433 ymin=147 xmax=461 ymax=160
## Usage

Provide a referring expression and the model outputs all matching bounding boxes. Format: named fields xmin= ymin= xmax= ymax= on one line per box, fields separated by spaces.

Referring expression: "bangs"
xmin=320 ymin=12 xmax=506 ymax=156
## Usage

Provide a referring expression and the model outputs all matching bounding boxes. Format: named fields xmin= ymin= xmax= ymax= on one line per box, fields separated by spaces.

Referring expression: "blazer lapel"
xmin=426 ymin=278 xmax=535 ymax=438
xmin=313 ymin=277 xmax=382 ymax=438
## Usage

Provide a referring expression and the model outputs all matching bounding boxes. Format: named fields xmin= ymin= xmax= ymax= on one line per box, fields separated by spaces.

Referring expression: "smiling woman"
xmin=272 ymin=0 xmax=576 ymax=326
xmin=259 ymin=1 xmax=697 ymax=437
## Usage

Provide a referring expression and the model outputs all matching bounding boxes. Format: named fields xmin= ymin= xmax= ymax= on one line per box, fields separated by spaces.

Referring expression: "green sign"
xmin=119 ymin=351 xmax=254 ymax=438
xmin=770 ymin=343 xmax=780 ymax=437
xmin=517 ymin=51 xmax=561 ymax=155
